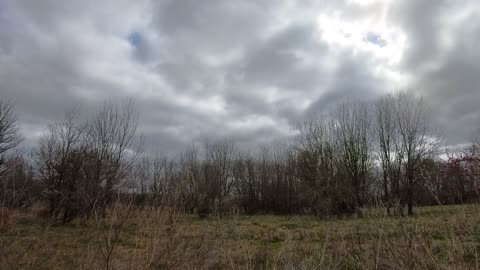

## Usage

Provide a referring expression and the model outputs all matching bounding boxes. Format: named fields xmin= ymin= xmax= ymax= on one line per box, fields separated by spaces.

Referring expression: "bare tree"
xmin=1 ymin=152 xmax=36 ymax=208
xmin=179 ymin=145 xmax=201 ymax=213
xmin=470 ymin=128 xmax=480 ymax=156
xmin=394 ymin=92 xmax=439 ymax=215
xmin=83 ymin=99 xmax=140 ymax=215
xmin=201 ymin=140 xmax=236 ymax=217
xmin=374 ymin=94 xmax=404 ymax=215
xmin=0 ymin=99 xmax=21 ymax=175
xmin=34 ymin=99 xmax=141 ymax=222
xmin=34 ymin=110 xmax=85 ymax=222
xmin=144 ymin=155 xmax=179 ymax=209
xmin=296 ymin=116 xmax=339 ymax=216
xmin=334 ymin=102 xmax=373 ymax=216
xmin=232 ymin=151 xmax=260 ymax=214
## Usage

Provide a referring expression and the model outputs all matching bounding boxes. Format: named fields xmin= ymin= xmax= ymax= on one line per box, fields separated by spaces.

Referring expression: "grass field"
xmin=2 ymin=204 xmax=480 ymax=269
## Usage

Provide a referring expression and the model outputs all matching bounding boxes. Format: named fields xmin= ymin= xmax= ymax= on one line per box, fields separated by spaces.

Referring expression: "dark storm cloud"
xmin=1 ymin=0 xmax=479 ymax=154
xmin=390 ymin=0 xmax=449 ymax=72
xmin=223 ymin=24 xmax=330 ymax=120
xmin=389 ymin=0 xmax=480 ymax=144
xmin=306 ymin=52 xmax=387 ymax=116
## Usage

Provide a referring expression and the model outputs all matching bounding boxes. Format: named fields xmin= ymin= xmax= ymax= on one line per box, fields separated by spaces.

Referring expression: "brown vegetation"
xmin=1 ymin=204 xmax=480 ymax=269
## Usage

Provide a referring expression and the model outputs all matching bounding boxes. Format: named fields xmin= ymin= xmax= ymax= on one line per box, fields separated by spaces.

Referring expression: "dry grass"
xmin=1 ymin=204 xmax=480 ymax=269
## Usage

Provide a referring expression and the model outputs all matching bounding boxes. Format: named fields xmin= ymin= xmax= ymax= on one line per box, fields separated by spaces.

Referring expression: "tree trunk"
xmin=407 ymin=180 xmax=414 ymax=216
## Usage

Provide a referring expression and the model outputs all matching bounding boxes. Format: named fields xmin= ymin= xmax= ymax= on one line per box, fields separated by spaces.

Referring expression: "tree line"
xmin=0 ymin=92 xmax=479 ymax=223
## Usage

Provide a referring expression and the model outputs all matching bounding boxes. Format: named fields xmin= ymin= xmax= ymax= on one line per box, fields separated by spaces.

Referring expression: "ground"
xmin=1 ymin=204 xmax=480 ymax=269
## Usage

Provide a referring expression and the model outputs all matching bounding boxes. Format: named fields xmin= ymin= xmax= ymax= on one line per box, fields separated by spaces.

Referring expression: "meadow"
xmin=2 ymin=204 xmax=480 ymax=270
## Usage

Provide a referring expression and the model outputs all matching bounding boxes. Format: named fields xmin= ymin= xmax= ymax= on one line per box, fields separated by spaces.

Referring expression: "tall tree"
xmin=84 ymin=99 xmax=140 ymax=215
xmin=0 ymin=99 xmax=21 ymax=175
xmin=34 ymin=110 xmax=85 ymax=222
xmin=334 ymin=102 xmax=373 ymax=216
xmin=201 ymin=140 xmax=236 ymax=216
xmin=374 ymin=94 xmax=404 ymax=215
xmin=394 ymin=92 xmax=439 ymax=215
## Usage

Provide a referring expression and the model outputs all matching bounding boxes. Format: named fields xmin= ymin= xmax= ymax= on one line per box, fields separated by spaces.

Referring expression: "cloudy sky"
xmin=1 ymin=0 xmax=479 ymax=154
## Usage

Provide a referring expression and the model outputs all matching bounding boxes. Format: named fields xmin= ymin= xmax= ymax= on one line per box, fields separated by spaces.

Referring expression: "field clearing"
xmin=2 ymin=204 xmax=480 ymax=270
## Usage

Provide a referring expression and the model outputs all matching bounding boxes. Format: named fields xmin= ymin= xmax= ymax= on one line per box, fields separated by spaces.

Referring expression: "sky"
xmin=1 ymin=0 xmax=479 ymax=155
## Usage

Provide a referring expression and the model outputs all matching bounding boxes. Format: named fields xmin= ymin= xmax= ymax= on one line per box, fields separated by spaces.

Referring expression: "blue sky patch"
xmin=127 ymin=32 xmax=143 ymax=47
xmin=365 ymin=32 xmax=386 ymax=47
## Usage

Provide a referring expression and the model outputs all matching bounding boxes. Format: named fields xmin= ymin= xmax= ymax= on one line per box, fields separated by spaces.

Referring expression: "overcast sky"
xmin=1 ymin=0 xmax=479 ymax=154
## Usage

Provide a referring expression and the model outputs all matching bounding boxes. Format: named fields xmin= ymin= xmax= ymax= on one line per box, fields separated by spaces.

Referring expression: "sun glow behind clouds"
xmin=316 ymin=4 xmax=406 ymax=66
xmin=313 ymin=0 xmax=410 ymax=90
xmin=347 ymin=0 xmax=377 ymax=6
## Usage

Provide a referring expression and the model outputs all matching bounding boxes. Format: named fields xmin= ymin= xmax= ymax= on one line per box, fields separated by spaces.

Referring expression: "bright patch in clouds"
xmin=317 ymin=13 xmax=406 ymax=65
